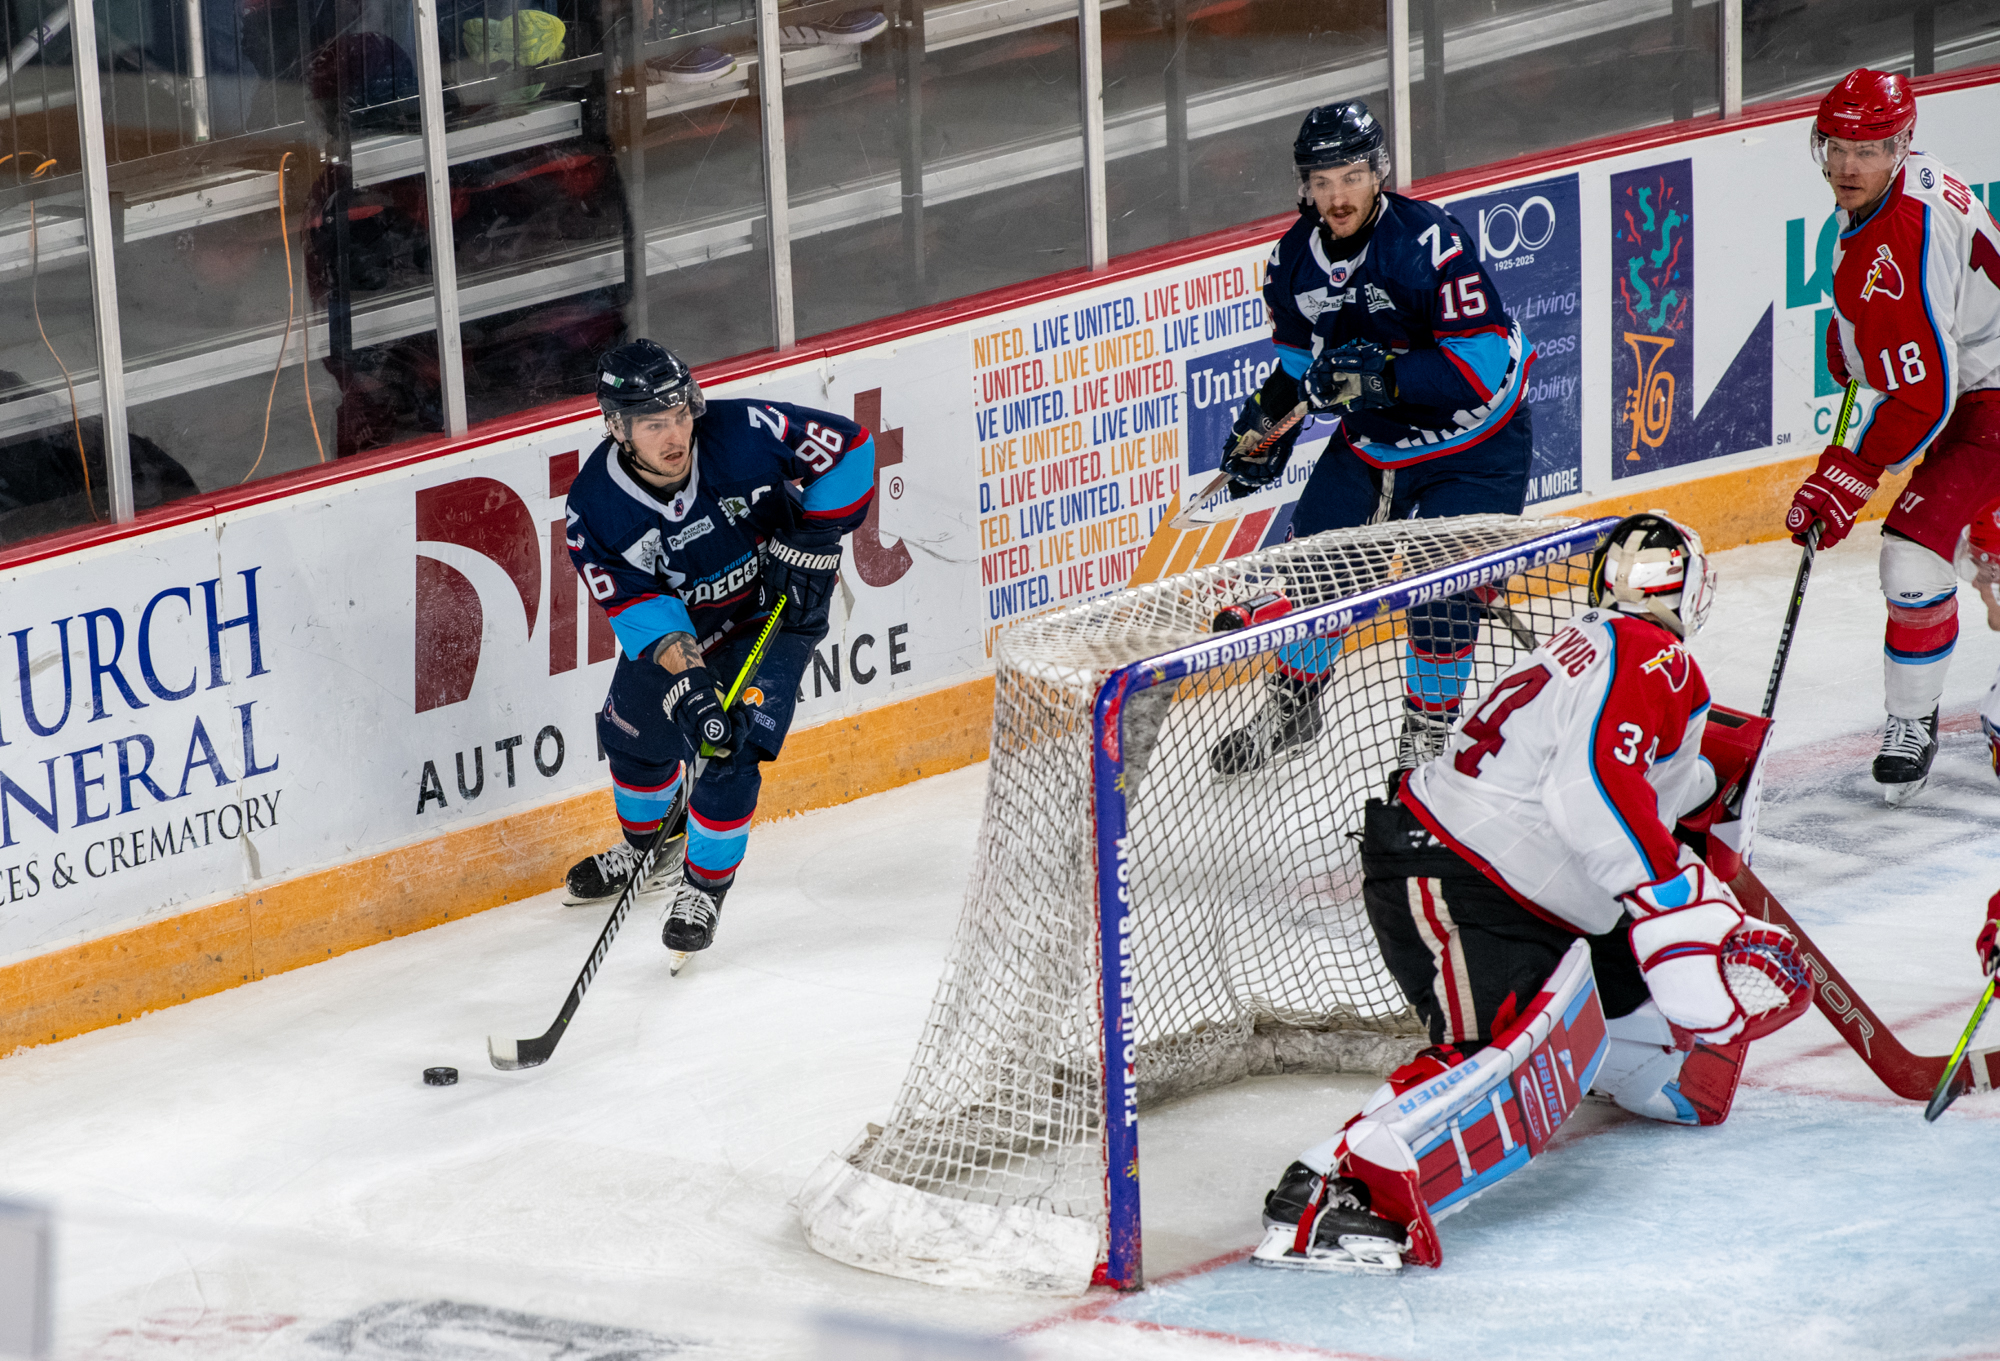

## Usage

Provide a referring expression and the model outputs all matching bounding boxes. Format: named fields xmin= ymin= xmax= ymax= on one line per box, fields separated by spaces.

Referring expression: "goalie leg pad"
xmin=1269 ymin=939 xmax=1608 ymax=1272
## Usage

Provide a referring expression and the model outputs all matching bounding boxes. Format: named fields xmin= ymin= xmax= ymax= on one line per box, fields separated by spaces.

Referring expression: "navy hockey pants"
xmin=1359 ymin=795 xmax=1647 ymax=1048
xmin=596 ymin=621 xmax=819 ymax=887
xmin=1278 ymin=407 xmax=1534 ymax=713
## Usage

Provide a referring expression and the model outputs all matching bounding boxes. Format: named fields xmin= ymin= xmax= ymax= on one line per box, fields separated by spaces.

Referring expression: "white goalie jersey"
xmin=1403 ymin=608 xmax=1719 ymax=934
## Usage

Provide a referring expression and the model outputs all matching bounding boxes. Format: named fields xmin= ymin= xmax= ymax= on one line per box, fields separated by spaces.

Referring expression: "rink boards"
xmin=3 ymin=67 xmax=1999 ymax=1053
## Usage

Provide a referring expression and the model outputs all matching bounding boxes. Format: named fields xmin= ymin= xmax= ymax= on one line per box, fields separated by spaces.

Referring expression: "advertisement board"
xmin=4 ymin=73 xmax=1998 ymax=1015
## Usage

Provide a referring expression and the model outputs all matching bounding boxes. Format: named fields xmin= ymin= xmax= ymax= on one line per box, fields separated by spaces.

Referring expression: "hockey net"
xmin=798 ymin=513 xmax=1614 ymax=1294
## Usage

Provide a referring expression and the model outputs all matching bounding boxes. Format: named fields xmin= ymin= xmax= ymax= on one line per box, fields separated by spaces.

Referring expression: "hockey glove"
xmin=661 ymin=664 xmax=732 ymax=754
xmin=1219 ymin=367 xmax=1302 ymax=497
xmin=1979 ymin=890 xmax=2000 ymax=976
xmin=1621 ymin=859 xmax=1749 ymax=1045
xmin=1785 ymin=445 xmax=1879 ymax=548
xmin=762 ymin=529 xmax=842 ymax=629
xmin=1304 ymin=340 xmax=1395 ymax=414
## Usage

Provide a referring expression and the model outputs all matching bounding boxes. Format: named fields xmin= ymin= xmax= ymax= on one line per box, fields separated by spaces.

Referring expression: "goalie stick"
xmin=488 ymin=597 xmax=788 ymax=1072
xmin=1730 ymin=867 xmax=2000 ymax=1102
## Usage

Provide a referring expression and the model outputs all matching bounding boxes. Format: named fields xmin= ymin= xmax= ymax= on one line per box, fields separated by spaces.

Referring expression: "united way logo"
xmin=1859 ymin=244 xmax=1905 ymax=302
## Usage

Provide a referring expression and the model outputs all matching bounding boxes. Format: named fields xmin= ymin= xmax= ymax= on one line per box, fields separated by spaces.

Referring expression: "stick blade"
xmin=1924 ymin=1061 xmax=1970 ymax=1122
xmin=488 ymin=1030 xmax=556 ymax=1071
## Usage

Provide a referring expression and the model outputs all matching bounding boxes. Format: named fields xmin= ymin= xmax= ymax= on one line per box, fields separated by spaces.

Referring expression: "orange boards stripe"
xmin=1130 ymin=522 xmax=1184 ymax=586
xmin=1190 ymin=518 xmax=1239 ymax=569
xmin=1164 ymin=526 xmax=1208 ymax=577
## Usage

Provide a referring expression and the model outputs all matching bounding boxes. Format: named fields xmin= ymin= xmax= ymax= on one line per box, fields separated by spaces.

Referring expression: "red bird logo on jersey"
xmin=1640 ymin=642 xmax=1693 ymax=692
xmin=1859 ymin=244 xmax=1906 ymax=302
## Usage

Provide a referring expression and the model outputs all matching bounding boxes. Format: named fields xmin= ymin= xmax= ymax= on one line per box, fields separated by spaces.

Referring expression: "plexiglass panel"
xmin=781 ymin=0 xmax=1087 ymax=337
xmin=1 ymin=0 xmax=110 ymax=544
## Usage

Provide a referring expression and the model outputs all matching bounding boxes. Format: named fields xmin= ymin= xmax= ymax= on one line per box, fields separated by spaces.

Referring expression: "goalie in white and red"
xmin=1252 ymin=513 xmax=1810 ymax=1275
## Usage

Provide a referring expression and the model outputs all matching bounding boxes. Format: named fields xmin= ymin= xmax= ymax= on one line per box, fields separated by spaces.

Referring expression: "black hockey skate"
xmin=664 ymin=876 xmax=729 ymax=973
xmin=1872 ymin=707 xmax=1938 ymax=806
xmin=563 ymin=836 xmax=683 ymax=905
xmin=1252 ymin=1161 xmax=1410 ymax=1275
xmin=1209 ymin=677 xmax=1324 ymax=779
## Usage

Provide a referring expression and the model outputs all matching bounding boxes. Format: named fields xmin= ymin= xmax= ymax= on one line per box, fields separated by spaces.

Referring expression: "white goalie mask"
xmin=1589 ymin=512 xmax=1717 ymax=641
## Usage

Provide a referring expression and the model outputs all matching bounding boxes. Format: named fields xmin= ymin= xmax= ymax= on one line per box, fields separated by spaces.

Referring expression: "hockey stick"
xmin=1731 ymin=867 xmax=2000 ymax=1101
xmin=1162 ymin=402 xmax=1312 ymax=535
xmin=1924 ymin=976 xmax=1997 ymax=1121
xmin=1761 ymin=379 xmax=1857 ymax=719
xmin=488 ymin=597 xmax=789 ymax=1072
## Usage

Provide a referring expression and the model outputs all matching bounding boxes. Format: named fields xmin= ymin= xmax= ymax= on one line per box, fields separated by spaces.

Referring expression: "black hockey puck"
xmin=423 ymin=1066 xmax=459 ymax=1086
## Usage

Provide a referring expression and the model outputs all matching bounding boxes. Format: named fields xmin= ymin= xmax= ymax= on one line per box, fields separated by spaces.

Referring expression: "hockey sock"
xmin=1883 ymin=596 xmax=1957 ymax=719
xmin=686 ymin=805 xmax=752 ymax=882
xmin=614 ymin=766 xmax=686 ymax=847
xmin=1274 ymin=636 xmax=1339 ymax=687
xmin=1403 ymin=641 xmax=1473 ymax=714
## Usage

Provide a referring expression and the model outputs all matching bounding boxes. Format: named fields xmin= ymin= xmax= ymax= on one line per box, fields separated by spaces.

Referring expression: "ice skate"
xmin=563 ymin=836 xmax=683 ymax=905
xmin=664 ymin=877 xmax=729 ymax=974
xmin=1209 ymin=677 xmax=1324 ymax=779
xmin=1251 ymin=1162 xmax=1408 ymax=1275
xmin=1873 ymin=708 xmax=1938 ymax=806
xmin=1396 ymin=703 xmax=1455 ymax=771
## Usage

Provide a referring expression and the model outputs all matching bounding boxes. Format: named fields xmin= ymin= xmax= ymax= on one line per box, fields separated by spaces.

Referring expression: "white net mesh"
xmin=801 ymin=514 xmax=1606 ymax=1292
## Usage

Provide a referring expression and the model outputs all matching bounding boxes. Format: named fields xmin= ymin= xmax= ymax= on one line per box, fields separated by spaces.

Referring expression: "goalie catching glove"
xmin=1622 ymin=856 xmax=1810 ymax=1044
xmin=1303 ymin=339 xmax=1395 ymax=413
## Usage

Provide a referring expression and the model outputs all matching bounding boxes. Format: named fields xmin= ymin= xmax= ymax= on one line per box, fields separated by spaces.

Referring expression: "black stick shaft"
xmin=1761 ymin=380 xmax=1857 ymax=720
xmin=1760 ymin=526 xmax=1818 ymax=720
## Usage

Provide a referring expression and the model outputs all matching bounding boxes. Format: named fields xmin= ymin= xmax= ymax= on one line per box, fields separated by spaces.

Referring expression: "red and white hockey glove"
xmin=1786 ymin=445 xmax=1880 ymax=549
xmin=1622 ymin=860 xmax=1750 ymax=1045
xmin=1978 ymin=890 xmax=2000 ymax=977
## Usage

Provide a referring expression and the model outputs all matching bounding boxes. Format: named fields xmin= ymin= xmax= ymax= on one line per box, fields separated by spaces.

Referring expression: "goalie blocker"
xmin=1256 ymin=514 xmax=1810 ymax=1273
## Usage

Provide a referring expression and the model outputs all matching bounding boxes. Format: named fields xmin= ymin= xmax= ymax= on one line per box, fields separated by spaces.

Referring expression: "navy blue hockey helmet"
xmin=596 ymin=339 xmax=705 ymax=424
xmin=1294 ymin=101 xmax=1390 ymax=183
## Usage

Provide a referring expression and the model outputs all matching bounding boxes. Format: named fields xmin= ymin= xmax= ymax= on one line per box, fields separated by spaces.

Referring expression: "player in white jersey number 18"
xmin=1785 ymin=69 xmax=2000 ymax=803
xmin=1251 ymin=514 xmax=1811 ymax=1274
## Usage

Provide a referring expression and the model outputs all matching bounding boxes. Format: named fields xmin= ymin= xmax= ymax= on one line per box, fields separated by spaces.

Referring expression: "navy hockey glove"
xmin=660 ymin=664 xmax=732 ymax=754
xmin=1219 ymin=367 xmax=1303 ymax=497
xmin=1304 ymin=340 xmax=1395 ymax=413
xmin=762 ymin=529 xmax=842 ymax=630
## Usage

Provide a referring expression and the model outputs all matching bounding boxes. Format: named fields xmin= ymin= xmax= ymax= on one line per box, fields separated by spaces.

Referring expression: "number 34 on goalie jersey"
xmin=1405 ymin=609 xmax=1718 ymax=935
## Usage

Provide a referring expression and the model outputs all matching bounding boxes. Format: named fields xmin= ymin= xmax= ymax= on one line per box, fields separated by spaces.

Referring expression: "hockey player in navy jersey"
xmin=561 ymin=340 xmax=875 ymax=959
xmin=1210 ymin=100 xmax=1536 ymax=780
xmin=1253 ymin=515 xmax=1808 ymax=1274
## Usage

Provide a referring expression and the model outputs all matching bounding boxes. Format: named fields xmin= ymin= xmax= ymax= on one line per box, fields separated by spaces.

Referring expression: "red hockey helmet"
xmin=1816 ymin=68 xmax=1917 ymax=141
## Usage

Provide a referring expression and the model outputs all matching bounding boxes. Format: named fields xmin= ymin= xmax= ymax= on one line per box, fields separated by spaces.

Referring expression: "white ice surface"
xmin=3 ymin=523 xmax=1998 ymax=1360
